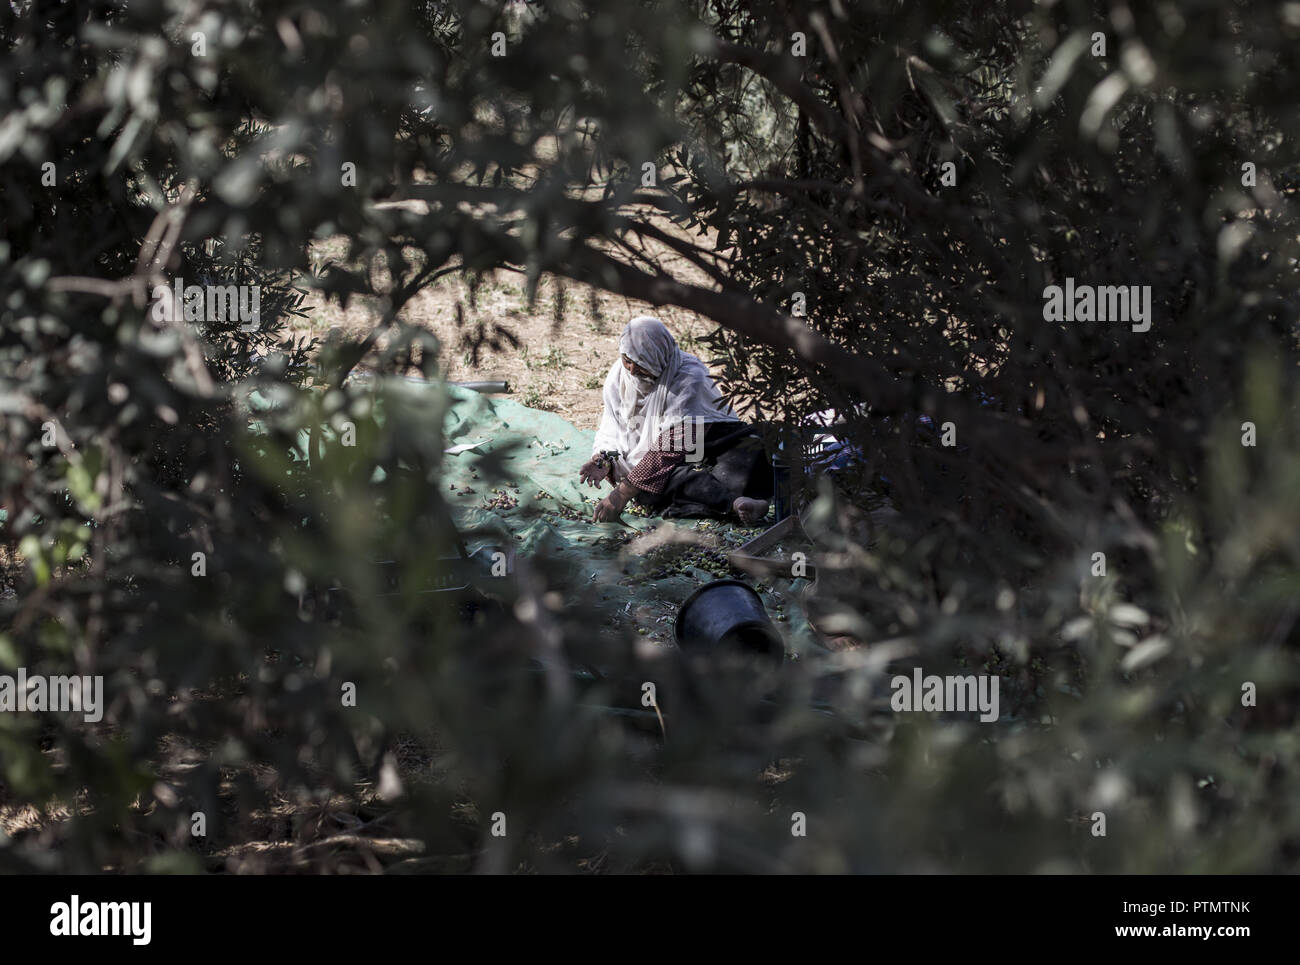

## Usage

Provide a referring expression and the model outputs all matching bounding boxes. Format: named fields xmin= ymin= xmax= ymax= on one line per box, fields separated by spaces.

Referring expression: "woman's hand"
xmin=579 ymin=456 xmax=610 ymax=487
xmin=592 ymin=482 xmax=634 ymax=522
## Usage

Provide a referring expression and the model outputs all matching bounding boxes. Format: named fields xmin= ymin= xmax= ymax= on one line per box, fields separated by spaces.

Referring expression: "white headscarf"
xmin=591 ymin=316 xmax=739 ymax=476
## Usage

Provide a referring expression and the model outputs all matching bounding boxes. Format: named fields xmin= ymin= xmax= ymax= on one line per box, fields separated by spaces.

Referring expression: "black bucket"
xmin=675 ymin=579 xmax=784 ymax=662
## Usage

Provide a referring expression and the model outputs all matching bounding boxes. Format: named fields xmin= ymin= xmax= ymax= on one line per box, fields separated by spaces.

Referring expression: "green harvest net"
xmin=304 ymin=376 xmax=821 ymax=655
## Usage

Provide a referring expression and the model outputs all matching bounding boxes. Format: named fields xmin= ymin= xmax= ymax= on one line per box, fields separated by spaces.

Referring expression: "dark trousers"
xmin=636 ymin=422 xmax=773 ymax=519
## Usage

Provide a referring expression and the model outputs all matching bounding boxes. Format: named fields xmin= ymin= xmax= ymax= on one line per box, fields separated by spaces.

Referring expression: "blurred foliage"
xmin=0 ymin=0 xmax=1297 ymax=872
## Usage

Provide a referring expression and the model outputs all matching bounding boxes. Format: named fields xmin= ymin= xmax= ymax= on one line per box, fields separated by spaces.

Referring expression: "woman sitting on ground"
xmin=579 ymin=316 xmax=772 ymax=524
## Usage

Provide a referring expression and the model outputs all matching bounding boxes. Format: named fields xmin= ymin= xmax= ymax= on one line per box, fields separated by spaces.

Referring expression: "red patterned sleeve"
xmin=626 ymin=424 xmax=686 ymax=494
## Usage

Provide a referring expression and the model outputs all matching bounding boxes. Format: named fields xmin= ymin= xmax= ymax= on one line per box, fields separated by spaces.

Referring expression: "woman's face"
xmin=621 ymin=354 xmax=655 ymax=381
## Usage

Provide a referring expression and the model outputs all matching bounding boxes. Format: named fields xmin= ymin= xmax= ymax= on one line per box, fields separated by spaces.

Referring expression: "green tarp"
xmin=382 ymin=379 xmax=819 ymax=654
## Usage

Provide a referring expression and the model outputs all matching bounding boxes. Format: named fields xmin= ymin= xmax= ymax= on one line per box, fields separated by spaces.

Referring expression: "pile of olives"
xmin=482 ymin=488 xmax=519 ymax=511
xmin=640 ymin=543 xmax=739 ymax=580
